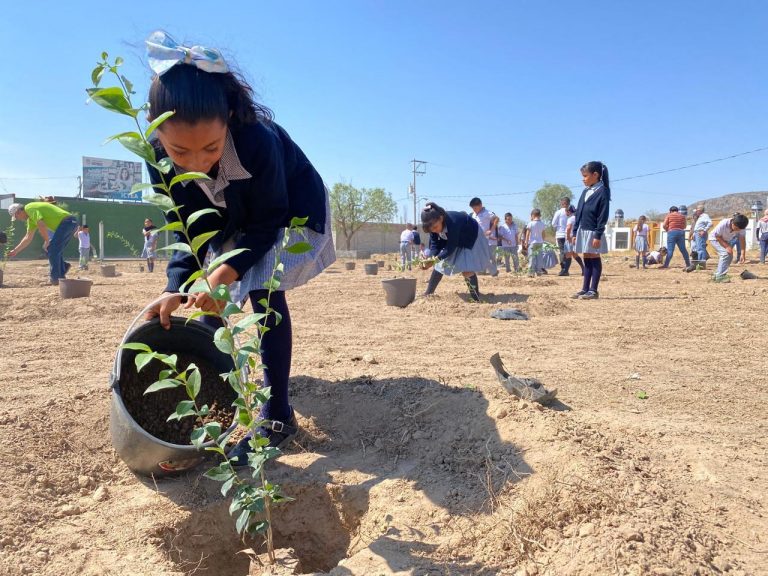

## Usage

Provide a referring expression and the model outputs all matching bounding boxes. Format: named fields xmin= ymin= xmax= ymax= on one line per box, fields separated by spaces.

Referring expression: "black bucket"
xmin=109 ymin=310 xmax=238 ymax=477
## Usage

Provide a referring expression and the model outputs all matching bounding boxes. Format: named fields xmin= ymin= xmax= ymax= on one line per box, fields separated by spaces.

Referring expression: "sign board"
xmin=82 ymin=157 xmax=143 ymax=201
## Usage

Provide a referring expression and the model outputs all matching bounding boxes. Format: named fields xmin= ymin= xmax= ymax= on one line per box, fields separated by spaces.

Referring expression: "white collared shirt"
xmin=173 ymin=131 xmax=252 ymax=208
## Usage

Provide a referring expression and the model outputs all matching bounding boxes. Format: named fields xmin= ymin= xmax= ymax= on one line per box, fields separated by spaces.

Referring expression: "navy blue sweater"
xmin=428 ymin=211 xmax=479 ymax=259
xmin=573 ymin=182 xmax=610 ymax=240
xmin=147 ymin=121 xmax=327 ymax=292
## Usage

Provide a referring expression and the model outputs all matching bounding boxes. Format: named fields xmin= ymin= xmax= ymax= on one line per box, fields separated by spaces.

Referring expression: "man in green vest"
xmin=7 ymin=201 xmax=79 ymax=285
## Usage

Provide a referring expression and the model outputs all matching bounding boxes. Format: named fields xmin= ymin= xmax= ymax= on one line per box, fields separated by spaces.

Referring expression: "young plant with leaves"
xmin=106 ymin=231 xmax=140 ymax=258
xmin=88 ymin=53 xmax=311 ymax=563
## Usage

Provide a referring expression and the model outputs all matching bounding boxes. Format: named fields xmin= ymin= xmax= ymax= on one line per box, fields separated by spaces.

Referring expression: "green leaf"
xmin=115 ymin=56 xmax=124 ymax=67
xmin=285 ymin=241 xmax=312 ymax=254
xmin=204 ymin=422 xmax=222 ymax=440
xmin=179 ymin=269 xmax=206 ymax=292
xmin=159 ymin=368 xmax=174 ymax=380
xmin=210 ymin=284 xmax=231 ymax=302
xmin=144 ymin=111 xmax=175 ymax=139
xmin=121 ymin=342 xmax=152 ymax=353
xmin=130 ymin=182 xmax=163 ymax=196
xmin=289 ymin=216 xmax=309 ymax=227
xmin=235 ymin=510 xmax=251 ymax=535
xmin=262 ymin=277 xmax=281 ymax=292
xmin=190 ymin=231 xmax=219 ymax=254
xmin=233 ymin=313 xmax=268 ymax=334
xmin=170 ymin=172 xmax=211 ymax=188
xmin=155 ymin=221 xmax=184 ymax=234
xmin=85 ymin=87 xmax=137 ymax=117
xmin=636 ymin=391 xmax=649 ymax=400
xmin=249 ymin=521 xmax=270 ymax=535
xmin=237 ymin=412 xmax=253 ymax=429
xmin=91 ymin=64 xmax=106 ymax=87
xmin=186 ymin=208 xmax=220 ymax=227
xmin=220 ymin=302 xmax=243 ymax=318
xmin=190 ymin=427 xmax=206 ymax=448
xmin=157 ymin=157 xmax=174 ymax=174
xmin=142 ymin=192 xmax=176 ymax=212
xmin=220 ymin=475 xmax=236 ymax=497
xmin=187 ymin=367 xmax=201 ymax=399
xmin=158 ymin=242 xmax=193 ymax=254
xmin=102 ymin=132 xmax=155 ymax=163
xmin=135 ymin=352 xmax=156 ymax=373
xmin=120 ymin=74 xmax=133 ymax=94
xmin=204 ymin=463 xmax=233 ymax=482
xmin=214 ymin=327 xmax=234 ymax=354
xmin=144 ymin=379 xmax=181 ymax=394
xmin=167 ymin=400 xmax=196 ymax=421
xmin=206 ymin=249 xmax=249 ymax=273
xmin=161 ymin=354 xmax=178 ymax=369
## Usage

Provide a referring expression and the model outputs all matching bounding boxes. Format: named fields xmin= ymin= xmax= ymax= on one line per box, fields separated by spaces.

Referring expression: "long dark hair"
xmin=421 ymin=202 xmax=447 ymax=233
xmin=148 ymin=63 xmax=273 ymax=128
xmin=581 ymin=161 xmax=611 ymax=200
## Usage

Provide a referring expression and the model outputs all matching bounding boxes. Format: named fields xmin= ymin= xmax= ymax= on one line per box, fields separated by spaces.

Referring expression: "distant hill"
xmin=689 ymin=191 xmax=768 ymax=218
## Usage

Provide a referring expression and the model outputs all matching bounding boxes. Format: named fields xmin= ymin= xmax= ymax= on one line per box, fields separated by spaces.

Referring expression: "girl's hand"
xmin=185 ymin=291 xmax=224 ymax=315
xmin=591 ymin=238 xmax=601 ymax=249
xmin=145 ymin=294 xmax=184 ymax=330
xmin=7 ymin=249 xmax=17 ymax=258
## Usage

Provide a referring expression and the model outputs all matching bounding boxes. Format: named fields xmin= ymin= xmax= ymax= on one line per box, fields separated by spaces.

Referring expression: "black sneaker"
xmin=558 ymin=270 xmax=569 ymax=276
xmin=579 ymin=290 xmax=599 ymax=300
xmin=571 ymin=290 xmax=587 ymax=299
xmin=227 ymin=410 xmax=299 ymax=467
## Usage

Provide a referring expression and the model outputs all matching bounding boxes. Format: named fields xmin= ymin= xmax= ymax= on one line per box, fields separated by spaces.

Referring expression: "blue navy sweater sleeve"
xmin=593 ymin=191 xmax=610 ymax=239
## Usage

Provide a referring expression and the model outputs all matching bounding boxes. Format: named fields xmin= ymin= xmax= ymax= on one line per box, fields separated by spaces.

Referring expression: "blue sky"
xmin=1 ymin=1 xmax=766 ymax=221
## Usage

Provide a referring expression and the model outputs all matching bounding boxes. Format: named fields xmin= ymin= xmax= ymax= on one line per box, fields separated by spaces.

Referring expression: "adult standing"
xmin=686 ymin=205 xmax=711 ymax=271
xmin=7 ymin=202 xmax=77 ymax=285
xmin=660 ymin=206 xmax=691 ymax=269
xmin=757 ymin=209 xmax=768 ymax=265
xmin=551 ymin=197 xmax=570 ymax=276
xmin=399 ymin=223 xmax=414 ymax=271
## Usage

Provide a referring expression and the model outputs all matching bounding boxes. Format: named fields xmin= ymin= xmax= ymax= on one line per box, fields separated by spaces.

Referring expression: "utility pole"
xmin=410 ymin=159 xmax=427 ymax=224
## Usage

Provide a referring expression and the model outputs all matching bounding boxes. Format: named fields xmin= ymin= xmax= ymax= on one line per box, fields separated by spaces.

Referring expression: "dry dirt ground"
xmin=0 ymin=253 xmax=766 ymax=576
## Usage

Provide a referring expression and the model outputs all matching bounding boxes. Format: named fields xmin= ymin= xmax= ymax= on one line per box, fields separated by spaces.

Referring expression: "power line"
xmin=423 ymin=145 xmax=768 ymax=201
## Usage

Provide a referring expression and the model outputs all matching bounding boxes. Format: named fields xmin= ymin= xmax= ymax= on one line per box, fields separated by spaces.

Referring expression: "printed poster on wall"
xmin=82 ymin=157 xmax=143 ymax=201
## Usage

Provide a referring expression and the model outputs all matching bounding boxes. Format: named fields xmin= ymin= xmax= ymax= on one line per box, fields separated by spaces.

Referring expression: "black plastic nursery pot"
xmin=110 ymin=316 xmax=237 ymax=477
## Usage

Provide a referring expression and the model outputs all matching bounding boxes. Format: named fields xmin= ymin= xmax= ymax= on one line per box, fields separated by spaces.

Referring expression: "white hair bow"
xmin=145 ymin=30 xmax=229 ymax=76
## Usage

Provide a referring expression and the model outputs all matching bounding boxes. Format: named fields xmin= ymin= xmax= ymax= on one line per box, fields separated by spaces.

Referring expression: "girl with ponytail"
xmin=142 ymin=31 xmax=336 ymax=464
xmin=420 ymin=201 xmax=497 ymax=301
xmin=570 ymin=161 xmax=610 ymax=299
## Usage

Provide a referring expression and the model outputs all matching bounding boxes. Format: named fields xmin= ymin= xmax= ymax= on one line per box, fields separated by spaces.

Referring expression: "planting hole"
xmin=162 ymin=480 xmax=368 ymax=574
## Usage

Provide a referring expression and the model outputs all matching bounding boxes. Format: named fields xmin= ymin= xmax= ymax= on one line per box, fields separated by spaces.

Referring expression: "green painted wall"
xmin=1 ymin=197 xmax=166 ymax=260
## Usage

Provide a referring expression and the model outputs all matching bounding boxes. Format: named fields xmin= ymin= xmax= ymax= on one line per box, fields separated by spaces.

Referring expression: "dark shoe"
xmin=684 ymin=265 xmax=695 ymax=273
xmin=541 ymin=269 xmax=548 ymax=275
xmin=557 ymin=270 xmax=569 ymax=276
xmin=227 ymin=410 xmax=299 ymax=467
xmin=64 ymin=262 xmax=71 ymax=275
xmin=571 ymin=290 xmax=587 ymax=299
xmin=579 ymin=290 xmax=599 ymax=300
xmin=658 ymin=265 xmax=669 ymax=269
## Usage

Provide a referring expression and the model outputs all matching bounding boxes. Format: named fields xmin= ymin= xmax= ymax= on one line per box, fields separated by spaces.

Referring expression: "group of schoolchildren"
xmin=631 ymin=204 xmax=768 ymax=280
xmin=419 ymin=161 xmax=612 ymax=302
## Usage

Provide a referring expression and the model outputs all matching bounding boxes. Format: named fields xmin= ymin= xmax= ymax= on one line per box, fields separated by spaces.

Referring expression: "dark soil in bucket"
xmin=120 ymin=352 xmax=236 ymax=445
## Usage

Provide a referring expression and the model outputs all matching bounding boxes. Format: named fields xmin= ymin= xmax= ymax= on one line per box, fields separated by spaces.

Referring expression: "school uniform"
xmin=399 ymin=228 xmax=413 ymax=270
xmin=429 ymin=211 xmax=496 ymax=275
xmin=758 ymin=218 xmax=768 ymax=264
xmin=147 ymin=120 xmax=335 ymax=427
xmin=573 ymin=181 xmax=610 ymax=254
xmin=551 ymin=207 xmax=568 ymax=268
xmin=148 ymin=121 xmax=335 ymax=300
xmin=497 ymin=221 xmax=519 ymax=272
xmin=525 ymin=219 xmax=557 ymax=273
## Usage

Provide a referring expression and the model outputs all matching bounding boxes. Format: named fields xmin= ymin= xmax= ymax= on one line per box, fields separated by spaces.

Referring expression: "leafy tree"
xmin=330 ymin=183 xmax=397 ymax=249
xmin=532 ymin=183 xmax=573 ymax=224
xmin=643 ymin=209 xmax=664 ymax=223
